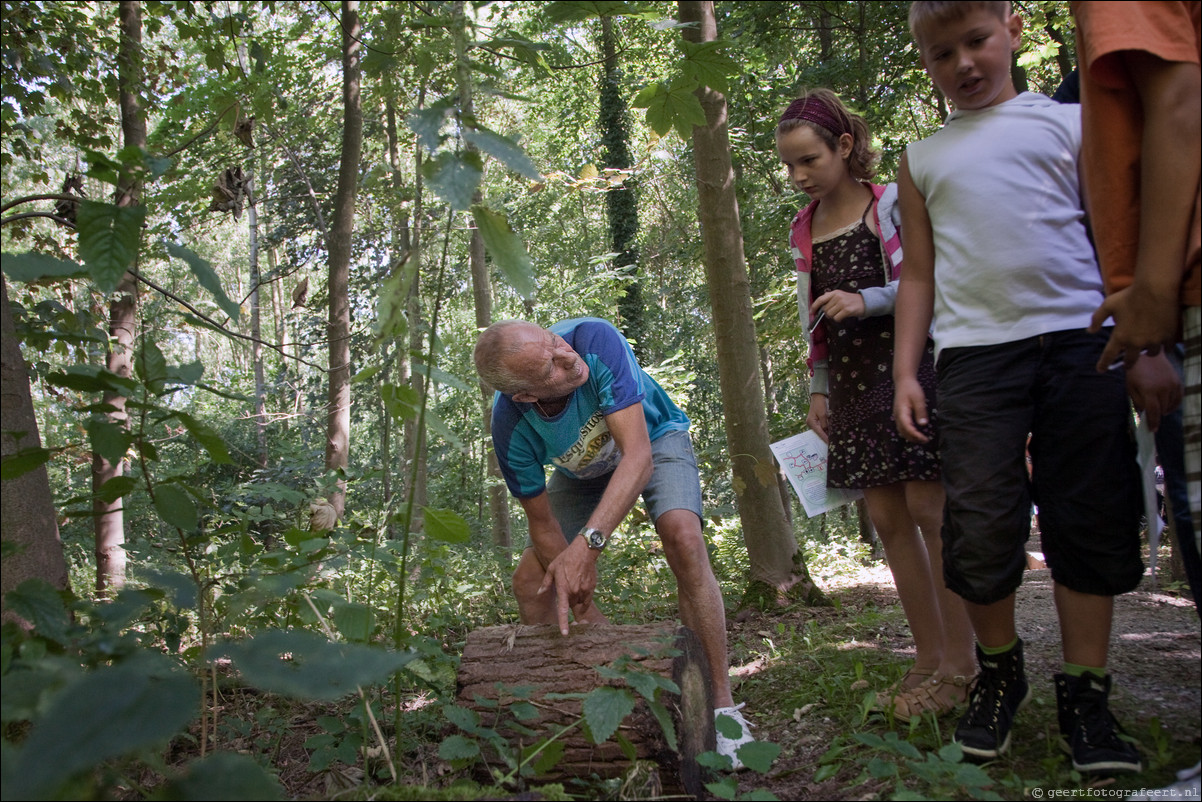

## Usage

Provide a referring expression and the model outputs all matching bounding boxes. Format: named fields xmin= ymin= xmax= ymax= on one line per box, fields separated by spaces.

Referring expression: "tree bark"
xmin=93 ymin=0 xmax=148 ymax=598
xmin=456 ymin=623 xmax=714 ymax=797
xmin=324 ymin=0 xmax=362 ymax=519
xmin=678 ymin=0 xmax=825 ymax=606
xmin=1 ymin=274 xmax=70 ymax=625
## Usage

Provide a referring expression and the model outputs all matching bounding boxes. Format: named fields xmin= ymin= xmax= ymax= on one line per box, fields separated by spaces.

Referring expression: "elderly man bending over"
xmin=474 ymin=317 xmax=753 ymax=768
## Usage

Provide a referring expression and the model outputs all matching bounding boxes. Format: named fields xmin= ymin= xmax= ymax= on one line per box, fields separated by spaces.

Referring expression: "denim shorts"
xmin=936 ymin=329 xmax=1143 ymax=605
xmin=543 ymin=429 xmax=704 ymax=542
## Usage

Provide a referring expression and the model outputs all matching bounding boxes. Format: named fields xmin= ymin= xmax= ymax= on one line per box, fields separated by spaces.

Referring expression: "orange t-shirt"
xmin=1075 ymin=0 xmax=1201 ymax=308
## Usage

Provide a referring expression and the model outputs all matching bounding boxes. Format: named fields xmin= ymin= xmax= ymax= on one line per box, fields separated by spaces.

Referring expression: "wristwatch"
xmin=581 ymin=527 xmax=609 ymax=551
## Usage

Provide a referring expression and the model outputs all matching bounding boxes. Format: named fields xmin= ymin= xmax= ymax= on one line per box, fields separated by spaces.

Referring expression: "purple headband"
xmin=779 ymin=97 xmax=849 ymax=136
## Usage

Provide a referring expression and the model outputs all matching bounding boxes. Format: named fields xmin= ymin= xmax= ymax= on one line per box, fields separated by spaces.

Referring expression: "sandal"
xmin=873 ymin=665 xmax=939 ymax=711
xmin=889 ymin=673 xmax=975 ymax=719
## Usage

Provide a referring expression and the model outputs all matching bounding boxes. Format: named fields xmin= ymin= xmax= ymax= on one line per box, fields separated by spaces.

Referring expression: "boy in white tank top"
xmin=893 ymin=0 xmax=1143 ymax=775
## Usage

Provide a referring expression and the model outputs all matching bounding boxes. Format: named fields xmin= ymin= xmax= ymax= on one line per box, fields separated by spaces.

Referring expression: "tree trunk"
xmin=235 ymin=38 xmax=267 ymax=470
xmin=404 ymin=147 xmax=427 ymax=532
xmin=1 ymin=274 xmax=70 ymax=625
xmin=382 ymin=90 xmax=412 ymax=540
xmin=248 ymin=161 xmax=267 ymax=469
xmin=470 ymin=222 xmax=510 ymax=548
xmin=599 ymin=15 xmax=644 ymax=356
xmin=93 ymin=0 xmax=148 ymax=599
xmin=456 ymin=622 xmax=714 ymax=798
xmin=324 ymin=0 xmax=362 ymax=520
xmin=455 ymin=0 xmax=509 ymax=548
xmin=678 ymin=0 xmax=825 ymax=607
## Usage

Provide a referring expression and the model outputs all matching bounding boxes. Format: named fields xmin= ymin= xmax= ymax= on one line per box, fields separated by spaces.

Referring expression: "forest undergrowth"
xmin=3 ymin=509 xmax=1198 ymax=801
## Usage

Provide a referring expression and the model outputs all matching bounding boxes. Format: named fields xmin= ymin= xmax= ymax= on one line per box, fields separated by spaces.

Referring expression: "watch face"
xmin=585 ymin=528 xmax=607 ymax=550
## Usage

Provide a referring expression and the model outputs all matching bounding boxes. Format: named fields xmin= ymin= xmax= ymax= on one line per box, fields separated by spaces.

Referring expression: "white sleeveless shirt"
xmin=906 ymin=93 xmax=1104 ymax=359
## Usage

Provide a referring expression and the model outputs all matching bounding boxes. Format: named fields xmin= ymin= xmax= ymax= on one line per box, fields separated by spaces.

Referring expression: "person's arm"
xmin=1090 ymin=53 xmax=1201 ymax=369
xmin=892 ymin=152 xmax=938 ymax=444
xmin=537 ymin=402 xmax=652 ymax=635
xmin=519 ymin=491 xmax=571 ymax=571
xmin=806 ymin=393 xmax=830 ymax=444
xmin=1125 ymin=351 xmax=1183 ymax=432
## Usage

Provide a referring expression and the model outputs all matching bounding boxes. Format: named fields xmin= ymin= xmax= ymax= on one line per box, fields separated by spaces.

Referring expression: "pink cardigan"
xmin=789 ymin=182 xmax=904 ymax=396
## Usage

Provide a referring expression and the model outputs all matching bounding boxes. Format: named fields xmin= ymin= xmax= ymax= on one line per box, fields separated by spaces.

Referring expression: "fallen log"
xmin=455 ymin=622 xmax=715 ymax=797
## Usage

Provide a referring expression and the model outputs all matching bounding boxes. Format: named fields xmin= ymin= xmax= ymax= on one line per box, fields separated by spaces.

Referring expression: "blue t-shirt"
xmin=490 ymin=318 xmax=690 ymax=499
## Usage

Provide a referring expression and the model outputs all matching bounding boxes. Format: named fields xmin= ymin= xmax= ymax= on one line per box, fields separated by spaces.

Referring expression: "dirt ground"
xmin=726 ymin=560 xmax=1202 ymax=801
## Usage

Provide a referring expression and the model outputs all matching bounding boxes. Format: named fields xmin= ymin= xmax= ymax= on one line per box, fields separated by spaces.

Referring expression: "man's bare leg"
xmin=657 ymin=509 xmax=734 ymax=708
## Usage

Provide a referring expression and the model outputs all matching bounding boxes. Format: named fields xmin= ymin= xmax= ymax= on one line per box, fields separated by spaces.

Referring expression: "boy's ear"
xmin=512 ymin=390 xmax=537 ymax=403
xmin=1005 ymin=12 xmax=1023 ymax=50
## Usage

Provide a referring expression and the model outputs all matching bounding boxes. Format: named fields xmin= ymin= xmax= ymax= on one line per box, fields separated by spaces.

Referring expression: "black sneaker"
xmin=954 ymin=640 xmax=1032 ymax=760
xmin=1054 ymin=672 xmax=1142 ymax=774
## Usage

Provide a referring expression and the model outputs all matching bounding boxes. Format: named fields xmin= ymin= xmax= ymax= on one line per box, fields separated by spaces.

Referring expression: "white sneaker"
xmin=714 ymin=703 xmax=755 ymax=771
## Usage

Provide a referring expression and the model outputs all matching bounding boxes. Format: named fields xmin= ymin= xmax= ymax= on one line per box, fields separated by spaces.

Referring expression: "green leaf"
xmin=715 ymin=710 xmax=745 ymax=739
xmin=381 ymin=382 xmax=420 ymax=423
xmin=174 ymin=411 xmax=232 ymax=464
xmin=331 ymin=601 xmax=375 ymax=643
xmin=509 ymin=700 xmax=539 ymax=721
xmin=891 ymin=737 xmax=923 ymax=760
xmin=75 ymin=200 xmax=145 ymax=294
xmin=443 ymin=704 xmax=481 ymax=734
xmin=49 ymin=364 xmax=139 ymax=395
xmin=2 ymin=579 xmax=72 ymax=646
xmin=867 ymin=756 xmax=898 ymax=779
xmin=437 ymin=734 xmax=480 ymax=763
xmin=136 ymin=340 xmax=169 ymax=393
xmin=938 ymin=741 xmax=965 ymax=763
xmin=423 ymin=507 xmax=470 ymax=544
xmin=462 ymin=126 xmax=541 ymax=181
xmin=527 ymin=738 xmax=566 ymax=775
xmin=0 ymin=669 xmax=62 ymax=724
xmin=83 ymin=150 xmax=124 ymax=186
xmin=424 ymin=150 xmax=483 ymax=211
xmin=544 ymin=1 xmax=647 ymax=22
xmin=703 ymin=773 xmax=739 ymax=799
xmin=141 ymin=569 xmax=198 ymax=611
xmin=406 ymin=100 xmax=453 ymax=153
xmin=7 ymin=654 xmax=199 ymax=800
xmin=582 ymin=686 xmax=635 ymax=744
xmin=0 ymin=447 xmax=52 ymax=480
xmin=167 ymin=360 xmax=204 ymax=387
xmin=1 ymin=252 xmax=87 ymax=283
xmin=735 ymin=740 xmax=780 ymax=774
xmin=152 ymin=750 xmax=283 ymax=801
xmin=470 ymin=204 xmax=536 ymax=300
xmin=154 ymin=484 xmax=198 ymax=531
xmin=647 ymin=699 xmax=678 ymax=751
xmin=214 ymin=629 xmax=418 ymax=701
xmin=411 ymin=360 xmax=473 ymax=393
xmin=166 ymin=243 xmax=241 ymax=322
xmin=96 ymin=475 xmax=138 ymax=504
xmin=375 ymin=252 xmax=417 ymax=343
xmin=635 ymin=77 xmax=706 ymax=139
xmin=679 ymin=39 xmax=736 ymax=94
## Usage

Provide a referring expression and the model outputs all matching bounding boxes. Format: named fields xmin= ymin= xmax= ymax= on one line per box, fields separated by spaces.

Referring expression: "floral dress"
xmin=812 ymin=215 xmax=940 ymax=489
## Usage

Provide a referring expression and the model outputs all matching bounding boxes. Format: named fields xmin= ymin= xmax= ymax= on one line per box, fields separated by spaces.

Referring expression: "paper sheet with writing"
xmin=769 ymin=430 xmax=863 ymax=518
